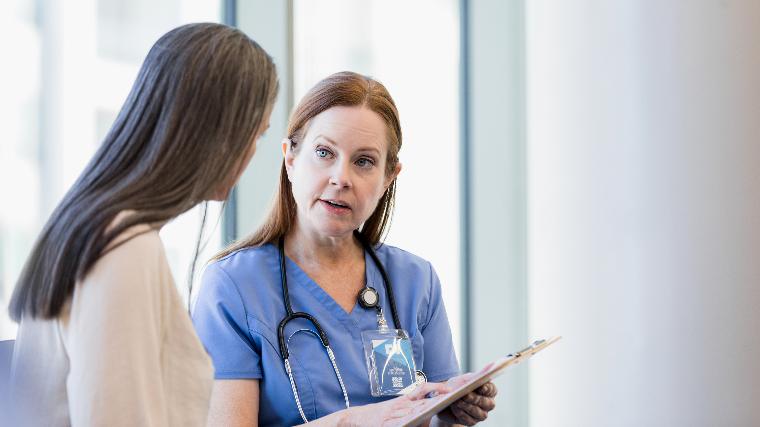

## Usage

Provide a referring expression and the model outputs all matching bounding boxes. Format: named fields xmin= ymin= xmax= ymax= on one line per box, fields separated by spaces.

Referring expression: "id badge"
xmin=361 ymin=328 xmax=418 ymax=396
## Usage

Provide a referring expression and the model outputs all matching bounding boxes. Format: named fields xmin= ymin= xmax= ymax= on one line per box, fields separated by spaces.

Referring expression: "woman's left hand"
xmin=435 ymin=374 xmax=498 ymax=426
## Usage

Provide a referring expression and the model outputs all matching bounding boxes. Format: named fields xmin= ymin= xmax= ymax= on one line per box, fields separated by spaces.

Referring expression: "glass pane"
xmin=0 ymin=0 xmax=222 ymax=340
xmin=293 ymin=0 xmax=462 ymax=358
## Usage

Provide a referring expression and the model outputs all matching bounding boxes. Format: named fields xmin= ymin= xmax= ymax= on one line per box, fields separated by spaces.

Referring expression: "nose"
xmin=329 ymin=159 xmax=352 ymax=189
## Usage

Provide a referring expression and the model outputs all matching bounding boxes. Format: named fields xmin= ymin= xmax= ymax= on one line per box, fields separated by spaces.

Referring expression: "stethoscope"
xmin=276 ymin=231 xmax=407 ymax=423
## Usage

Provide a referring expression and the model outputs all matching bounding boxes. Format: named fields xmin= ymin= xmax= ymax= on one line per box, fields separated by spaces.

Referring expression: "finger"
xmin=460 ymin=392 xmax=479 ymax=404
xmin=473 ymin=396 xmax=496 ymax=412
xmin=386 ymin=403 xmax=415 ymax=419
xmin=381 ymin=399 xmax=422 ymax=422
xmin=388 ymin=398 xmax=432 ymax=423
xmin=476 ymin=382 xmax=498 ymax=398
xmin=450 ymin=402 xmax=479 ymax=426
xmin=463 ymin=389 xmax=498 ymax=410
xmin=459 ymin=392 xmax=496 ymax=411
xmin=408 ymin=381 xmax=451 ymax=400
xmin=446 ymin=373 xmax=475 ymax=388
xmin=454 ymin=399 xmax=489 ymax=422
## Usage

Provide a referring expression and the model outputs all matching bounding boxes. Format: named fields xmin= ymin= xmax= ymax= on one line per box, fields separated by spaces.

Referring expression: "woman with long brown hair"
xmin=8 ymin=23 xmax=278 ymax=426
xmin=193 ymin=71 xmax=497 ymax=426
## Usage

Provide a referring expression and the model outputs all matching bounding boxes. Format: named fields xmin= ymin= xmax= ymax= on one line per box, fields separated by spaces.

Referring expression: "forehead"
xmin=304 ymin=105 xmax=387 ymax=148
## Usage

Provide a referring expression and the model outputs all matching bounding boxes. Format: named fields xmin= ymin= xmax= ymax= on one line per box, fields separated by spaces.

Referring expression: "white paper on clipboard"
xmin=395 ymin=336 xmax=561 ymax=427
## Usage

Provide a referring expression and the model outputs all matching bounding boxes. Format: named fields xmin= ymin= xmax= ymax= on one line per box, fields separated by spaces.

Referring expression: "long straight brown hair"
xmin=215 ymin=71 xmax=402 ymax=260
xmin=9 ymin=23 xmax=278 ymax=321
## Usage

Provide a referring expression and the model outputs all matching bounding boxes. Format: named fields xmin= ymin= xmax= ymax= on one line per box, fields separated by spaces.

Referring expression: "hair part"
xmin=215 ymin=71 xmax=402 ymax=261
xmin=9 ymin=23 xmax=278 ymax=320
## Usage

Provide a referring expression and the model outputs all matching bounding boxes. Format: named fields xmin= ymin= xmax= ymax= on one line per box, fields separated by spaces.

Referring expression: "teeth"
xmin=326 ymin=200 xmax=347 ymax=208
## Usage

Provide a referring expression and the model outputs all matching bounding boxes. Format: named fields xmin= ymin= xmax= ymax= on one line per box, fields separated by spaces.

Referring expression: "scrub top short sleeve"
xmin=191 ymin=243 xmax=461 ymax=426
xmin=192 ymin=263 xmax=262 ymax=379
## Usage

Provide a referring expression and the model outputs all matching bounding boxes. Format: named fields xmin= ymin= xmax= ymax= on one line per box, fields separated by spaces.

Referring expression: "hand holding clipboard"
xmin=395 ymin=336 xmax=562 ymax=427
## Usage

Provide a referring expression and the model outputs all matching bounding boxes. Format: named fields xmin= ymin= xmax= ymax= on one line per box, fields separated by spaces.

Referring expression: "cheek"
xmin=290 ymin=160 xmax=322 ymax=201
xmin=360 ymin=179 xmax=388 ymax=211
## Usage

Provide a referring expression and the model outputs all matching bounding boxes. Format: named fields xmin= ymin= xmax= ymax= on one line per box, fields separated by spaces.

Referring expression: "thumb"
xmin=408 ymin=381 xmax=451 ymax=401
xmin=446 ymin=372 xmax=475 ymax=389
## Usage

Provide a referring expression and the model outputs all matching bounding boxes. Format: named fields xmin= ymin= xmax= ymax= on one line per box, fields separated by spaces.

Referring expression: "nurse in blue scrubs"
xmin=193 ymin=71 xmax=497 ymax=426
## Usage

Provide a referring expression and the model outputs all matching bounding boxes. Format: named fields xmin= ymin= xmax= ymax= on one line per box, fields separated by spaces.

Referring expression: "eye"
xmin=315 ymin=147 xmax=333 ymax=159
xmin=355 ymin=157 xmax=375 ymax=168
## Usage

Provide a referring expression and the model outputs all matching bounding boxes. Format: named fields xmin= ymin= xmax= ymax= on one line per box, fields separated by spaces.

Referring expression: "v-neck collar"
xmin=281 ymin=247 xmax=384 ymax=335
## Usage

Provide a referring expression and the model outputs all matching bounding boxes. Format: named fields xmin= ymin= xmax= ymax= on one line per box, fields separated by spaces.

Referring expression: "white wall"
xmin=527 ymin=2 xmax=760 ymax=426
xmin=233 ymin=2 xmax=760 ymax=425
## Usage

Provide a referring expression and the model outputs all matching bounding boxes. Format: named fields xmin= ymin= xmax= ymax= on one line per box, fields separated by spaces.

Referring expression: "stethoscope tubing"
xmin=276 ymin=231 xmax=402 ymax=357
xmin=275 ymin=231 xmax=401 ymax=423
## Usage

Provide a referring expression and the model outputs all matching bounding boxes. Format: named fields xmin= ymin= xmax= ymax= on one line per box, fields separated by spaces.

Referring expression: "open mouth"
xmin=320 ymin=199 xmax=351 ymax=213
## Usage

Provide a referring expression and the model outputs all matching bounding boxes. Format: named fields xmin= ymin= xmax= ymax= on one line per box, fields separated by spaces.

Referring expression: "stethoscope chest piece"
xmin=277 ymin=233 xmax=412 ymax=417
xmin=358 ymin=286 xmax=380 ymax=309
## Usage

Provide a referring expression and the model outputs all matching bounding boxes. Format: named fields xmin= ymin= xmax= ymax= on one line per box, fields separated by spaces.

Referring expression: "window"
xmin=0 ymin=0 xmax=222 ymax=340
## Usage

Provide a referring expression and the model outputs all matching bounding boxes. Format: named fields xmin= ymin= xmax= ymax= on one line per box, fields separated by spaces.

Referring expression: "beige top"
xmin=10 ymin=219 xmax=213 ymax=426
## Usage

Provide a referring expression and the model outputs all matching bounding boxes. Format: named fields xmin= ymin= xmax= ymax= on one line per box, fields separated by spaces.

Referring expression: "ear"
xmin=384 ymin=162 xmax=402 ymax=190
xmin=281 ymin=138 xmax=289 ymax=157
xmin=283 ymin=138 xmax=295 ymax=176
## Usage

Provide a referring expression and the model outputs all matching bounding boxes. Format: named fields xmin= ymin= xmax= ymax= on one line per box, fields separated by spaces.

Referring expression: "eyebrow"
xmin=314 ymin=134 xmax=382 ymax=156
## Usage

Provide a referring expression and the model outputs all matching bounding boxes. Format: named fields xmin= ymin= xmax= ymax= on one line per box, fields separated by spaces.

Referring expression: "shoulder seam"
xmin=375 ymin=243 xmax=432 ymax=265
xmin=212 ymin=262 xmax=251 ymax=333
xmin=215 ymin=244 xmax=261 ymax=263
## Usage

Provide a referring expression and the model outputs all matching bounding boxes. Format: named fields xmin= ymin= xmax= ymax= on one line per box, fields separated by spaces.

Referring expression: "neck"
xmin=285 ymin=221 xmax=363 ymax=268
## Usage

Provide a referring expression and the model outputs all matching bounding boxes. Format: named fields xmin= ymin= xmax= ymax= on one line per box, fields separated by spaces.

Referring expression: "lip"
xmin=319 ymin=199 xmax=352 ymax=215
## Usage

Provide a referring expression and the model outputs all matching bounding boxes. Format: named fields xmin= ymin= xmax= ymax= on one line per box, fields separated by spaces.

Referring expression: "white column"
xmin=527 ymin=1 xmax=760 ymax=426
xmin=467 ymin=1 xmax=528 ymax=426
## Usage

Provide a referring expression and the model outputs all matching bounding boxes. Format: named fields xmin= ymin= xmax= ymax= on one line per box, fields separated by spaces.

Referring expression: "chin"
xmin=313 ymin=222 xmax=358 ymax=239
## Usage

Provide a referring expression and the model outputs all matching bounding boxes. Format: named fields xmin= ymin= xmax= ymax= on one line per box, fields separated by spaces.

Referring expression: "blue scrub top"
xmin=192 ymin=242 xmax=460 ymax=426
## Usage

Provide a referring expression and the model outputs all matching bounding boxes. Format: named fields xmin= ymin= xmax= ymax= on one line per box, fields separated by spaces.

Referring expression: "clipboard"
xmin=397 ymin=336 xmax=561 ymax=427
